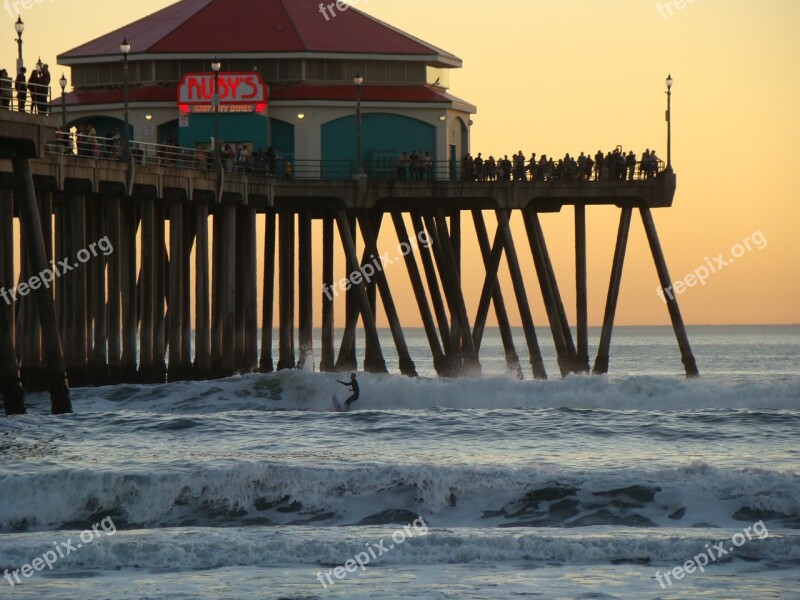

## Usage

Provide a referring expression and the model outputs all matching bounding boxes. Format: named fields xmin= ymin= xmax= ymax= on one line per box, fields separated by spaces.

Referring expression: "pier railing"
xmin=45 ymin=134 xmax=666 ymax=182
xmin=0 ymin=78 xmax=51 ymax=115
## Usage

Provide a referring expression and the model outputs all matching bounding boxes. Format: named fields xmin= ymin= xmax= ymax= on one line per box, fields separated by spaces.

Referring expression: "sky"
xmin=2 ymin=0 xmax=799 ymax=327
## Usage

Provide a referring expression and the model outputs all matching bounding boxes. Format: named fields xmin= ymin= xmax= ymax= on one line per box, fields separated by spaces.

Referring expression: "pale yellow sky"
xmin=2 ymin=0 xmax=799 ymax=326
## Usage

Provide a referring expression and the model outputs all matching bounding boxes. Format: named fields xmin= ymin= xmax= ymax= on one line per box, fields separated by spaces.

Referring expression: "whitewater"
xmin=1 ymin=325 xmax=799 ymax=599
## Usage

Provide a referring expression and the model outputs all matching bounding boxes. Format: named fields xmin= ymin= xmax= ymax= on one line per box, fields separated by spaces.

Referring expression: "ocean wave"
xmin=1 ymin=462 xmax=797 ymax=533
xmin=18 ymin=371 xmax=800 ymax=415
xmin=0 ymin=526 xmax=798 ymax=572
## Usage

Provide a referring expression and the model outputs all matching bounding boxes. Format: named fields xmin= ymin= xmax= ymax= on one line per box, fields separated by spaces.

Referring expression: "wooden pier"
xmin=0 ymin=113 xmax=698 ymax=416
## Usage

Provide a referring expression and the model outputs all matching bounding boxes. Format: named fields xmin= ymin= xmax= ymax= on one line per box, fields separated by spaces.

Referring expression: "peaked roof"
xmin=59 ymin=0 xmax=461 ymax=67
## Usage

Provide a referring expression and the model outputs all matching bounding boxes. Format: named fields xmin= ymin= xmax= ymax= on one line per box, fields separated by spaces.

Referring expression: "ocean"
xmin=1 ymin=325 xmax=799 ymax=599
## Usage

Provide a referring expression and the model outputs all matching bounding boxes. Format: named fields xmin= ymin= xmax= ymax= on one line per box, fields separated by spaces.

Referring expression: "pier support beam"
xmin=496 ymin=209 xmax=547 ymax=379
xmin=335 ymin=210 xmax=387 ymax=374
xmin=106 ymin=195 xmax=122 ymax=380
xmin=358 ymin=214 xmax=417 ymax=377
xmin=298 ymin=209 xmax=314 ymax=370
xmin=167 ymin=200 xmax=183 ymax=381
xmin=194 ymin=202 xmax=211 ymax=378
xmin=410 ymin=213 xmax=451 ymax=356
xmin=221 ymin=205 xmax=237 ymax=375
xmin=139 ymin=198 xmax=156 ymax=381
xmin=277 ymin=209 xmax=295 ymax=370
xmin=392 ymin=211 xmax=446 ymax=375
xmin=640 ymin=206 xmax=700 ymax=377
xmin=574 ymin=204 xmax=590 ymax=372
xmin=120 ymin=202 xmax=138 ymax=381
xmin=259 ymin=211 xmax=276 ymax=372
xmin=523 ymin=210 xmax=577 ymax=377
xmin=593 ymin=207 xmax=632 ymax=375
xmin=12 ymin=158 xmax=71 ymax=413
xmin=472 ymin=210 xmax=522 ymax=379
xmin=320 ymin=214 xmax=335 ymax=372
xmin=244 ymin=206 xmax=258 ymax=372
xmin=0 ymin=189 xmax=24 ymax=415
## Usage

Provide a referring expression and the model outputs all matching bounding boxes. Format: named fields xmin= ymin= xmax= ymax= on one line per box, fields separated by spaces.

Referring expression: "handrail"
xmin=44 ymin=136 xmax=668 ymax=183
xmin=0 ymin=77 xmax=52 ymax=115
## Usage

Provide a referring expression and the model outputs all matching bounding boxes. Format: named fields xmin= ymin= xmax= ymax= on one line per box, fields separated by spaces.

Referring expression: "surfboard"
xmin=332 ymin=395 xmax=344 ymax=413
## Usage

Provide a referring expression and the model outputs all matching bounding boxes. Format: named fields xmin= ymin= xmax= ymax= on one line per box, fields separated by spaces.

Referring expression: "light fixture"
xmin=14 ymin=16 xmax=23 ymax=36
xmin=666 ymin=73 xmax=673 ymax=90
xmin=145 ymin=114 xmax=153 ymax=121
xmin=59 ymin=74 xmax=67 ymax=91
xmin=354 ymin=71 xmax=363 ymax=86
xmin=439 ymin=115 xmax=446 ymax=122
xmin=297 ymin=113 xmax=305 ymax=120
xmin=120 ymin=37 xmax=130 ymax=56
xmin=211 ymin=57 xmax=221 ymax=72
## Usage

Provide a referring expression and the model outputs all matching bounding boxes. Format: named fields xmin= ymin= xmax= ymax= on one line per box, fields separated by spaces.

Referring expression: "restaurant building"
xmin=57 ymin=0 xmax=477 ymax=176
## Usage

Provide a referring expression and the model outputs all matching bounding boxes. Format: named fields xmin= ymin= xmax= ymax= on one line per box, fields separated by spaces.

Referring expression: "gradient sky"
xmin=2 ymin=0 xmax=798 ymax=327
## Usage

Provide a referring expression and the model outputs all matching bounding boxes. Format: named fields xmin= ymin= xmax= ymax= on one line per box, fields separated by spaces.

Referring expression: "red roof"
xmin=62 ymin=84 xmax=469 ymax=106
xmin=59 ymin=0 xmax=460 ymax=65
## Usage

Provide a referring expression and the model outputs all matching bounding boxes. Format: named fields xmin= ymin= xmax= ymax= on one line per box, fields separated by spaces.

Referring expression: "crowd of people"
xmin=461 ymin=147 xmax=663 ymax=182
xmin=395 ymin=150 xmax=434 ymax=180
xmin=0 ymin=62 xmax=52 ymax=114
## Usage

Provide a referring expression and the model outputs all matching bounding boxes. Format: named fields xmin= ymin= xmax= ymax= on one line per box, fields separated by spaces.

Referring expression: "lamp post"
xmin=120 ymin=37 xmax=131 ymax=165
xmin=211 ymin=57 xmax=222 ymax=177
xmin=59 ymin=74 xmax=67 ymax=128
xmin=14 ymin=16 xmax=24 ymax=75
xmin=665 ymin=73 xmax=673 ymax=173
xmin=354 ymin=71 xmax=364 ymax=176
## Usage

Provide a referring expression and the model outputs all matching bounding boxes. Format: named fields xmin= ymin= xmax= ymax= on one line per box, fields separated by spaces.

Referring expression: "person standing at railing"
xmin=28 ymin=67 xmax=42 ymax=114
xmin=15 ymin=67 xmax=27 ymax=112
xmin=0 ymin=70 xmax=11 ymax=109
xmin=38 ymin=64 xmax=51 ymax=115
xmin=626 ymin=151 xmax=637 ymax=181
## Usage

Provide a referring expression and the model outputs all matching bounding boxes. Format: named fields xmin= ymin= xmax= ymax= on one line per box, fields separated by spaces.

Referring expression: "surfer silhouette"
xmin=337 ymin=373 xmax=360 ymax=410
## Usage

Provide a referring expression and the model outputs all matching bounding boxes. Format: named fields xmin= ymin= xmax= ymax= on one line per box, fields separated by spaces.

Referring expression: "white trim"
xmin=58 ymin=52 xmax=461 ymax=68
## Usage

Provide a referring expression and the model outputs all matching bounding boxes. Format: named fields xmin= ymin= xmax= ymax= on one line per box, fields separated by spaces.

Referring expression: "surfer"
xmin=337 ymin=373 xmax=360 ymax=410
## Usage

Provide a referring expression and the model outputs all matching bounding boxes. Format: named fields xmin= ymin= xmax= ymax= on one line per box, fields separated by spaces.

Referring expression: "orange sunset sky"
xmin=2 ymin=0 xmax=798 ymax=327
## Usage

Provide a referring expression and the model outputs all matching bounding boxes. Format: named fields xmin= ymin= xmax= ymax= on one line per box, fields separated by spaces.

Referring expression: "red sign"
xmin=178 ymin=72 xmax=268 ymax=113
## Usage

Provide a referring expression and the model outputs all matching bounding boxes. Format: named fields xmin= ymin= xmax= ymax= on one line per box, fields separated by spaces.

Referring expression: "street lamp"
xmin=59 ymin=73 xmax=67 ymax=128
xmin=211 ymin=57 xmax=222 ymax=177
xmin=14 ymin=16 xmax=24 ymax=74
xmin=354 ymin=71 xmax=364 ymax=176
xmin=665 ymin=73 xmax=673 ymax=173
xmin=120 ymin=37 xmax=131 ymax=165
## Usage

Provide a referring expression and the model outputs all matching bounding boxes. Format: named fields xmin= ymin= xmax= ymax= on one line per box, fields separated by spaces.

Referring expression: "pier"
xmin=0 ymin=110 xmax=698 ymax=416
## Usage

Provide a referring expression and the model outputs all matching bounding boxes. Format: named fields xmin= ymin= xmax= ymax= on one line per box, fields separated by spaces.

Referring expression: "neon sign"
xmin=177 ymin=72 xmax=268 ymax=114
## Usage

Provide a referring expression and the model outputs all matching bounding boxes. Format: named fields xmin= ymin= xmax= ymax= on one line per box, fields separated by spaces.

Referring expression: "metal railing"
xmin=0 ymin=78 xmax=52 ymax=115
xmin=44 ymin=137 xmax=667 ymax=183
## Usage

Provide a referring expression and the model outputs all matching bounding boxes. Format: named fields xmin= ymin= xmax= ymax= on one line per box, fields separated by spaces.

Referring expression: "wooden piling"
xmin=298 ymin=209 xmax=314 ymax=370
xmin=244 ymin=206 xmax=258 ymax=372
xmin=12 ymin=158 xmax=71 ymax=413
xmin=120 ymin=202 xmax=138 ymax=381
xmin=358 ymin=214 xmax=417 ymax=376
xmin=70 ymin=191 xmax=88 ymax=387
xmin=194 ymin=202 xmax=211 ymax=377
xmin=277 ymin=208 xmax=296 ymax=370
xmin=334 ymin=210 xmax=387 ymax=373
xmin=391 ymin=211 xmax=446 ymax=375
xmin=167 ymin=199 xmax=183 ymax=381
xmin=259 ymin=211 xmax=276 ymax=373
xmin=522 ymin=210 xmax=573 ymax=377
xmin=496 ymin=209 xmax=547 ymax=379
xmin=640 ymin=206 xmax=700 ymax=378
xmin=106 ymin=195 xmax=122 ymax=378
xmin=320 ymin=214 xmax=335 ymax=372
xmin=471 ymin=210 xmax=522 ymax=379
xmin=139 ymin=198 xmax=156 ymax=381
xmin=0 ymin=189 xmax=24 ymax=415
xmin=574 ymin=204 xmax=590 ymax=372
xmin=153 ymin=206 xmax=167 ymax=381
xmin=593 ymin=207 xmax=632 ymax=375
xmin=221 ymin=204 xmax=237 ymax=375
xmin=410 ymin=213 xmax=451 ymax=355
xmin=90 ymin=200 xmax=108 ymax=383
